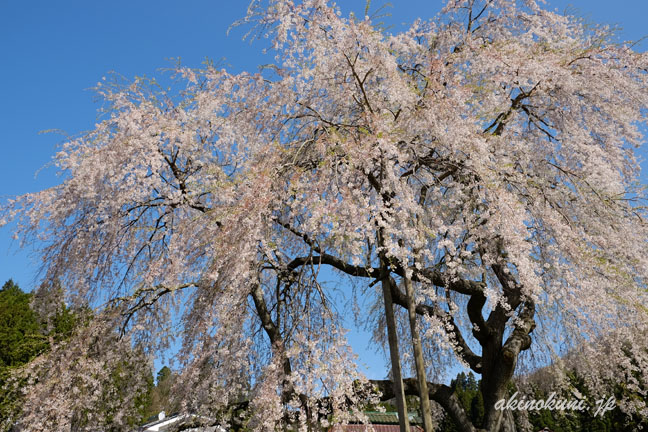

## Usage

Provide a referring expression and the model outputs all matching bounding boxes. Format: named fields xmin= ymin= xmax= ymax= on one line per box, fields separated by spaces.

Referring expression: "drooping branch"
xmin=114 ymin=282 xmax=197 ymax=336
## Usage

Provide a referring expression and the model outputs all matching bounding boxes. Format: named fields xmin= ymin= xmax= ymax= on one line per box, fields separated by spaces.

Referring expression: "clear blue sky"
xmin=1 ymin=0 xmax=647 ymax=378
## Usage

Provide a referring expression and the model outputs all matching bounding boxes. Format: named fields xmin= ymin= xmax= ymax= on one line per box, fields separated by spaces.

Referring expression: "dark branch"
xmin=372 ymin=379 xmax=483 ymax=432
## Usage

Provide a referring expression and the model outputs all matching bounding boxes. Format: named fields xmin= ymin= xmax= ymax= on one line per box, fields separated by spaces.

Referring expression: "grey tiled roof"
xmin=363 ymin=411 xmax=423 ymax=425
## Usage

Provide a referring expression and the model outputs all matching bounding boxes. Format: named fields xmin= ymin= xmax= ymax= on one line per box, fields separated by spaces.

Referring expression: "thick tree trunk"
xmin=381 ymin=275 xmax=411 ymax=432
xmin=403 ymin=276 xmax=434 ymax=432
xmin=481 ymin=350 xmax=514 ymax=430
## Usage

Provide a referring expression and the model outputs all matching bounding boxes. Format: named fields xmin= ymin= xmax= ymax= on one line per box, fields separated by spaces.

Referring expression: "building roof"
xmin=363 ymin=412 xmax=422 ymax=425
xmin=139 ymin=412 xmax=184 ymax=431
xmin=330 ymin=425 xmax=423 ymax=432
xmin=329 ymin=412 xmax=424 ymax=432
xmin=138 ymin=412 xmax=225 ymax=432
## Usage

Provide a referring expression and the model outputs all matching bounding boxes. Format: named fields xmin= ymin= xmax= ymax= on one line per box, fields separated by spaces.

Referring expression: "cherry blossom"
xmin=2 ymin=1 xmax=648 ymax=430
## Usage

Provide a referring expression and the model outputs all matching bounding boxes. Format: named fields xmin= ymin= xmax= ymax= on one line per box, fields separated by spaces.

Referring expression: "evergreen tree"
xmin=145 ymin=366 xmax=181 ymax=417
xmin=0 ymin=280 xmax=47 ymax=367
xmin=0 ymin=279 xmax=48 ymax=429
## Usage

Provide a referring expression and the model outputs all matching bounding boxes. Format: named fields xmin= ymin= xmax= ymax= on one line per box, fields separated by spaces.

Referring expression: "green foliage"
xmin=137 ymin=370 xmax=155 ymax=421
xmin=0 ymin=367 xmax=27 ymax=430
xmin=93 ymin=355 xmax=155 ymax=429
xmin=0 ymin=280 xmax=47 ymax=368
xmin=50 ymin=304 xmax=78 ymax=342
xmin=143 ymin=366 xmax=181 ymax=419
xmin=0 ymin=279 xmax=48 ymax=429
xmin=157 ymin=365 xmax=173 ymax=385
xmin=30 ymin=279 xmax=83 ymax=344
xmin=437 ymin=372 xmax=483 ymax=431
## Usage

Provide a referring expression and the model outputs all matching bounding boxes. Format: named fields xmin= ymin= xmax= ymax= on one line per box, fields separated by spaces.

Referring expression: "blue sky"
xmin=1 ymin=0 xmax=647 ymax=378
